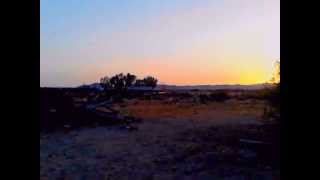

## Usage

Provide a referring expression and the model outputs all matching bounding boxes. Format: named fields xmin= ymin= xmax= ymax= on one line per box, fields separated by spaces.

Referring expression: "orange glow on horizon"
xmin=81 ymin=54 xmax=272 ymax=86
xmin=41 ymin=1 xmax=279 ymax=87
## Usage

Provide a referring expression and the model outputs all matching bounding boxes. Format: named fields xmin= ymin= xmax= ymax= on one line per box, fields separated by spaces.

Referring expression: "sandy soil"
xmin=40 ymin=100 xmax=278 ymax=180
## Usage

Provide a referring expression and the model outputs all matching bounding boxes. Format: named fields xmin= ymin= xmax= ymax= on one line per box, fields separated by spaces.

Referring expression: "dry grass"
xmin=113 ymin=99 xmax=265 ymax=123
xmin=41 ymin=98 xmax=277 ymax=179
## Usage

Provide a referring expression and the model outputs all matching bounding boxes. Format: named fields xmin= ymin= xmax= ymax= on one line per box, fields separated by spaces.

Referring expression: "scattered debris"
xmin=40 ymin=87 xmax=279 ymax=179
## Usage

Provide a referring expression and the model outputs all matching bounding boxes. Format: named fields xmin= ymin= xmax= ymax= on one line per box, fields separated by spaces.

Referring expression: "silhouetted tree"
xmin=100 ymin=73 xmax=138 ymax=90
xmin=264 ymin=60 xmax=280 ymax=121
xmin=109 ymin=73 xmax=126 ymax=90
xmin=100 ymin=76 xmax=111 ymax=89
xmin=100 ymin=74 xmax=158 ymax=90
xmin=270 ymin=60 xmax=280 ymax=84
xmin=271 ymin=60 xmax=280 ymax=111
xmin=143 ymin=76 xmax=158 ymax=89
xmin=124 ymin=73 xmax=136 ymax=88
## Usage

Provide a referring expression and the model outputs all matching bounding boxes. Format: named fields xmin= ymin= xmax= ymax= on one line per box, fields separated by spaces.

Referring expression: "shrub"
xmin=199 ymin=94 xmax=210 ymax=103
xmin=264 ymin=60 xmax=280 ymax=122
xmin=142 ymin=76 xmax=158 ymax=89
xmin=209 ymin=91 xmax=230 ymax=102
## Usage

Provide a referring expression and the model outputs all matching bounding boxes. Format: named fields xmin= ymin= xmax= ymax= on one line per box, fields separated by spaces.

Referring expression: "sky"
xmin=41 ymin=0 xmax=280 ymax=87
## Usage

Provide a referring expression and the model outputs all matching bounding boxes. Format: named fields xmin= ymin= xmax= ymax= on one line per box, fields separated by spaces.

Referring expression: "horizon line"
xmin=40 ymin=82 xmax=273 ymax=88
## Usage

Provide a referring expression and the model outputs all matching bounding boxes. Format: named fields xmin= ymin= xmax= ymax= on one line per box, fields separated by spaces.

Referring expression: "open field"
xmin=114 ymin=99 xmax=265 ymax=123
xmin=40 ymin=88 xmax=279 ymax=180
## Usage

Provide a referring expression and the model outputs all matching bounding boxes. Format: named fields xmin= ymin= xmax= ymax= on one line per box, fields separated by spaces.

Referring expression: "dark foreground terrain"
xmin=40 ymin=88 xmax=279 ymax=180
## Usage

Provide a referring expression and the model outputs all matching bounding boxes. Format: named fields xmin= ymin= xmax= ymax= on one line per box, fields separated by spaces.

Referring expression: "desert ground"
xmin=40 ymin=95 xmax=279 ymax=180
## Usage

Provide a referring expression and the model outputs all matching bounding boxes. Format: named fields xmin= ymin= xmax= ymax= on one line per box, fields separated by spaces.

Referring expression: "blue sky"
xmin=41 ymin=0 xmax=279 ymax=87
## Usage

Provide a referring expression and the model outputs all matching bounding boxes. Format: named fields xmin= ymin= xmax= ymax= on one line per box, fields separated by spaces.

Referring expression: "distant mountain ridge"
xmin=156 ymin=83 xmax=274 ymax=90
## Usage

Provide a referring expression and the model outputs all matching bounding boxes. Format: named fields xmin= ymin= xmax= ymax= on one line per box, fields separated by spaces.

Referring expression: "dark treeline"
xmin=100 ymin=73 xmax=158 ymax=90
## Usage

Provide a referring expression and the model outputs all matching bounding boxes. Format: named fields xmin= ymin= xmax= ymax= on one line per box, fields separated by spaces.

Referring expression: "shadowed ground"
xmin=40 ymin=99 xmax=279 ymax=180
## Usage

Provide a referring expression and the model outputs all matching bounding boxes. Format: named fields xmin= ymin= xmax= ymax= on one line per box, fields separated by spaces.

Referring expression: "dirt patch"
xmin=113 ymin=99 xmax=265 ymax=125
xmin=40 ymin=99 xmax=278 ymax=179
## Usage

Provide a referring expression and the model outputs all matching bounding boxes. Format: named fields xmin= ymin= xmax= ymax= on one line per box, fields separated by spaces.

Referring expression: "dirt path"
xmin=40 ymin=100 xmax=278 ymax=180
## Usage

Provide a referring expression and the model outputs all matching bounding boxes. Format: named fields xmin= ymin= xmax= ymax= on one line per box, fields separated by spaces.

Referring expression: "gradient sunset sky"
xmin=41 ymin=0 xmax=279 ymax=87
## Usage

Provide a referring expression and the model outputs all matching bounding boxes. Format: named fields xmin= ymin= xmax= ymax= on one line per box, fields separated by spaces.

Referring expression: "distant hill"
xmin=155 ymin=83 xmax=274 ymax=91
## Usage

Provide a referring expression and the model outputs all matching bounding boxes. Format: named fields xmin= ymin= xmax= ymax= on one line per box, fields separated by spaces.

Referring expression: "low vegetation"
xmin=100 ymin=73 xmax=158 ymax=91
xmin=40 ymin=68 xmax=280 ymax=179
xmin=263 ymin=60 xmax=280 ymax=122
